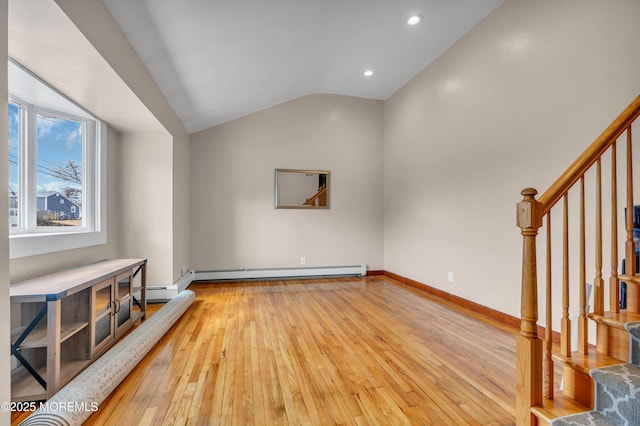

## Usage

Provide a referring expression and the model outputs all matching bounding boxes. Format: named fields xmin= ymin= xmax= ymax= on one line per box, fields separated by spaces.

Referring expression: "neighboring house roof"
xmin=9 ymin=192 xmax=80 ymax=206
xmin=36 ymin=192 xmax=81 ymax=209
xmin=36 ymin=191 xmax=61 ymax=198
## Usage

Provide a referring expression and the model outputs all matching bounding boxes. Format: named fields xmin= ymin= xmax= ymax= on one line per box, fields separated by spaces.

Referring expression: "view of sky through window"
xmin=8 ymin=104 xmax=84 ymax=227
xmin=8 ymin=103 xmax=19 ymax=197
xmin=8 ymin=103 xmax=19 ymax=227
xmin=35 ymin=113 xmax=83 ymax=226
xmin=36 ymin=113 xmax=83 ymax=200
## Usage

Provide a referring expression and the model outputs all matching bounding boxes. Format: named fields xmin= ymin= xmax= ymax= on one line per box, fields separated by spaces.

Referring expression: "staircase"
xmin=552 ymin=322 xmax=640 ymax=425
xmin=516 ymin=95 xmax=640 ymax=425
xmin=304 ymin=184 xmax=328 ymax=207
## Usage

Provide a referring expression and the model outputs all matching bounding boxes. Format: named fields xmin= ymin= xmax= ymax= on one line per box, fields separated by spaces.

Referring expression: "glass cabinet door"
xmin=92 ymin=278 xmax=114 ymax=355
xmin=115 ymin=272 xmax=132 ymax=337
xmin=131 ymin=268 xmax=144 ymax=321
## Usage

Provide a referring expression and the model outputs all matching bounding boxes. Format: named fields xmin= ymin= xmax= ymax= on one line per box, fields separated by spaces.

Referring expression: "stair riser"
xmin=534 ymin=416 xmax=551 ymax=426
xmin=628 ymin=331 xmax=640 ymax=365
xmin=631 ymin=337 xmax=640 ymax=365
xmin=596 ymin=323 xmax=629 ymax=360
xmin=626 ymin=284 xmax=640 ymax=312
xmin=561 ymin=365 xmax=594 ymax=408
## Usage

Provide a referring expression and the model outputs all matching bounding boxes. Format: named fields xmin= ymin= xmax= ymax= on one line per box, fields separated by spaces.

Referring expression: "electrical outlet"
xmin=300 ymin=257 xmax=306 ymax=265
xmin=448 ymin=272 xmax=454 ymax=282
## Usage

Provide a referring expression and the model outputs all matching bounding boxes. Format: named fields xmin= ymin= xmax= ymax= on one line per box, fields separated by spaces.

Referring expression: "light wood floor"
xmin=14 ymin=276 xmax=518 ymax=425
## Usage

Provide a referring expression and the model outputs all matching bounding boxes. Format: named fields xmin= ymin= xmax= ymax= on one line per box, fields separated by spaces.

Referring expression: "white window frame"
xmin=8 ymin=60 xmax=106 ymax=259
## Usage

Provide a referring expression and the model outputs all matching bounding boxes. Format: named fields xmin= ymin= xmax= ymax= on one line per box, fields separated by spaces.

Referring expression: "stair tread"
xmin=591 ymin=363 xmax=640 ymax=389
xmin=531 ymin=394 xmax=591 ymax=424
xmin=550 ymin=410 xmax=617 ymax=426
xmin=619 ymin=274 xmax=640 ymax=285
xmin=551 ymin=350 xmax=626 ymax=375
xmin=589 ymin=310 xmax=640 ymax=329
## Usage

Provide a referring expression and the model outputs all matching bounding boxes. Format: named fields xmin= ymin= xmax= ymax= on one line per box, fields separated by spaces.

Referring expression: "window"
xmin=8 ymin=102 xmax=20 ymax=229
xmin=8 ymin=60 xmax=106 ymax=258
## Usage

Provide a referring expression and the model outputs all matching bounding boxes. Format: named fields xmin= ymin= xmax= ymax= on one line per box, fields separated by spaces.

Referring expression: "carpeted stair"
xmin=551 ymin=322 xmax=640 ymax=425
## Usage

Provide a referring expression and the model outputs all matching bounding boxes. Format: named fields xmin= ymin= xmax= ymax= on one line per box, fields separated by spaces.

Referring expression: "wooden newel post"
xmin=516 ymin=188 xmax=543 ymax=426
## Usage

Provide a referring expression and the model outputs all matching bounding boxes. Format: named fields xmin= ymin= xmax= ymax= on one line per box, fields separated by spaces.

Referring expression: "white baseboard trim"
xmin=194 ymin=265 xmax=367 ymax=281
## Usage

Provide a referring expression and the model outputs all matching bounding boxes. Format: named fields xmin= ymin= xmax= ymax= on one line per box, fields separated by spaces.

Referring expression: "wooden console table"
xmin=10 ymin=258 xmax=147 ymax=401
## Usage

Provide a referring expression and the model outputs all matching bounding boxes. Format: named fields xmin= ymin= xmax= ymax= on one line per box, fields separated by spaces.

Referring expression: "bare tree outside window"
xmin=36 ymin=114 xmax=83 ymax=227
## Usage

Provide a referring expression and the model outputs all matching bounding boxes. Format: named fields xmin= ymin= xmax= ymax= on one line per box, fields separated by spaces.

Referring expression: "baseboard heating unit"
xmin=147 ymin=266 xmax=367 ymax=302
xmin=147 ymin=270 xmax=195 ymax=302
xmin=194 ymin=265 xmax=367 ymax=281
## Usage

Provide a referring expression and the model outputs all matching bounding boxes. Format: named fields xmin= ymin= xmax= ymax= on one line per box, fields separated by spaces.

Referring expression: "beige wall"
xmin=384 ymin=0 xmax=640 ymax=318
xmin=117 ymin=133 xmax=174 ymax=285
xmin=55 ymin=0 xmax=191 ymax=284
xmin=190 ymin=94 xmax=384 ymax=271
xmin=172 ymin=132 xmax=191 ymax=280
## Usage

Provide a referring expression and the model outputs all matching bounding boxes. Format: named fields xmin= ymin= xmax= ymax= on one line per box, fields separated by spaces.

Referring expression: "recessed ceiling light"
xmin=363 ymin=70 xmax=374 ymax=77
xmin=407 ymin=15 xmax=422 ymax=26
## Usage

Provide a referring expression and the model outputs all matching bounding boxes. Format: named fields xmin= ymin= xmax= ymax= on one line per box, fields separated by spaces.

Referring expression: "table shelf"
xmin=11 ymin=360 xmax=90 ymax=402
xmin=11 ymin=322 xmax=90 ymax=349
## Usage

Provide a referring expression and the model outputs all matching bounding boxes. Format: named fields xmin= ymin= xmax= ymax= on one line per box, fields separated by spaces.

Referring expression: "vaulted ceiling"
xmin=103 ymin=0 xmax=503 ymax=133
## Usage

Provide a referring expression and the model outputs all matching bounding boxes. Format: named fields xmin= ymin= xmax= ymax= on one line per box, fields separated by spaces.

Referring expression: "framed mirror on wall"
xmin=274 ymin=169 xmax=330 ymax=209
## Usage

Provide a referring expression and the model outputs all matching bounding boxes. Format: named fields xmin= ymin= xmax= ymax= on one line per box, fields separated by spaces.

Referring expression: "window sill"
xmin=10 ymin=230 xmax=106 ymax=259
